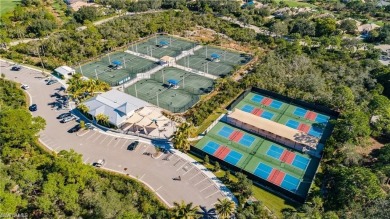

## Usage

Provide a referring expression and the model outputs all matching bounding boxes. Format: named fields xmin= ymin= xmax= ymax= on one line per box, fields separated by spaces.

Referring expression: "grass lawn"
xmin=0 ymin=0 xmax=20 ymax=16
xmin=192 ymin=108 xmax=227 ymax=137
xmin=187 ymin=153 xmax=299 ymax=218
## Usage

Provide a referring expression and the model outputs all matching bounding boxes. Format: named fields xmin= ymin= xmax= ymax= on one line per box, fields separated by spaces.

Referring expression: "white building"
xmin=54 ymin=66 xmax=76 ymax=79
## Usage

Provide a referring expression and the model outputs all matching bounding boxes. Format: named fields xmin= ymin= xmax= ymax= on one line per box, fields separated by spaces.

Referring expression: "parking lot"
xmin=0 ymin=60 xmax=226 ymax=208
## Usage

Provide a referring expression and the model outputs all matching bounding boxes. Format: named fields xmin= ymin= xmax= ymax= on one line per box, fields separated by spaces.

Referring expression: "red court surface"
xmin=280 ymin=150 xmax=288 ymax=162
xmin=214 ymin=146 xmax=224 ymax=157
xmin=232 ymin=132 xmax=244 ymax=142
xmin=284 ymin=151 xmax=295 ymax=164
xmin=252 ymin=108 xmax=263 ymax=116
xmin=298 ymin=123 xmax=310 ymax=133
xmin=261 ymin=97 xmax=272 ymax=106
xmin=217 ymin=147 xmax=230 ymax=160
xmin=268 ymin=169 xmax=278 ymax=182
xmin=229 ymin=131 xmax=239 ymax=141
xmin=273 ymin=171 xmax=286 ymax=186
xmin=305 ymin=111 xmax=317 ymax=121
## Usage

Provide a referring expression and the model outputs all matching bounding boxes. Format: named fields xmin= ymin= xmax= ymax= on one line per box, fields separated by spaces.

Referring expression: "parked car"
xmin=11 ymin=65 xmax=22 ymax=71
xmin=46 ymin=80 xmax=58 ymax=85
xmin=21 ymin=84 xmax=29 ymax=90
xmin=57 ymin=112 xmax=72 ymax=119
xmin=61 ymin=115 xmax=77 ymax=123
xmin=127 ymin=141 xmax=139 ymax=151
xmin=95 ymin=159 xmax=105 ymax=167
xmin=68 ymin=124 xmax=81 ymax=133
xmin=29 ymin=104 xmax=37 ymax=111
xmin=85 ymin=123 xmax=94 ymax=130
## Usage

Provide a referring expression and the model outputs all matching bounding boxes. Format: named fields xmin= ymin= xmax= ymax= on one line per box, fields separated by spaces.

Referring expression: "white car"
xmin=95 ymin=159 xmax=105 ymax=167
xmin=21 ymin=84 xmax=29 ymax=90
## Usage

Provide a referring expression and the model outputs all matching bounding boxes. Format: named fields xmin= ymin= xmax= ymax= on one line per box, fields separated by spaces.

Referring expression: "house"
xmin=54 ymin=66 xmax=76 ymax=79
xmin=83 ymin=89 xmax=150 ymax=127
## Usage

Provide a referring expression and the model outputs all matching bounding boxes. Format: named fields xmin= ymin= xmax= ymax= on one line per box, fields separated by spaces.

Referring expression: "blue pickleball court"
xmin=242 ymin=104 xmax=255 ymax=113
xmin=308 ymin=126 xmax=323 ymax=138
xmin=251 ymin=94 xmax=264 ymax=103
xmin=239 ymin=134 xmax=255 ymax=147
xmin=270 ymin=100 xmax=283 ymax=109
xmin=261 ymin=111 xmax=274 ymax=120
xmin=285 ymin=119 xmax=300 ymax=129
xmin=280 ymin=174 xmax=300 ymax=192
xmin=203 ymin=141 xmax=220 ymax=155
xmin=218 ymin=126 xmax=234 ymax=138
xmin=292 ymin=155 xmax=310 ymax=170
xmin=266 ymin=145 xmax=284 ymax=160
xmin=293 ymin=107 xmax=307 ymax=117
xmin=224 ymin=150 xmax=243 ymax=165
xmin=315 ymin=114 xmax=329 ymax=124
xmin=254 ymin=163 xmax=273 ymax=180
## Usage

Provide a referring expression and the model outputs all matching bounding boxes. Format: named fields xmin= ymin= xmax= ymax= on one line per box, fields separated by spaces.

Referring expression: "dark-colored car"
xmin=68 ymin=124 xmax=81 ymax=133
xmin=57 ymin=112 xmax=72 ymax=119
xmin=11 ymin=65 xmax=22 ymax=71
xmin=29 ymin=104 xmax=37 ymax=111
xmin=46 ymin=80 xmax=58 ymax=85
xmin=127 ymin=141 xmax=139 ymax=151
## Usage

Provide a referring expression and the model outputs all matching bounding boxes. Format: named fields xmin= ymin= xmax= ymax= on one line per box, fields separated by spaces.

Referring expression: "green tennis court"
xmin=76 ymin=52 xmax=158 ymax=86
xmin=150 ymin=67 xmax=214 ymax=95
xmin=129 ymin=35 xmax=197 ymax=59
xmin=125 ymin=78 xmax=199 ymax=113
xmin=194 ymin=121 xmax=315 ymax=197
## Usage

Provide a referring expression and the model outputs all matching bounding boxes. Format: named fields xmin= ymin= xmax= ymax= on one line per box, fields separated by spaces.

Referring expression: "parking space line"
xmin=155 ymin=186 xmax=162 ymax=192
xmin=188 ymin=171 xmax=201 ymax=181
xmin=206 ymin=190 xmax=221 ymax=199
xmin=92 ymin=135 xmax=106 ymax=143
xmin=86 ymin=131 xmax=97 ymax=140
xmin=113 ymin=138 xmax=123 ymax=148
xmin=176 ymin=162 xmax=189 ymax=171
xmin=194 ymin=177 xmax=208 ymax=186
xmin=121 ymin=140 xmax=129 ymax=149
xmin=182 ymin=166 xmax=195 ymax=176
xmin=200 ymin=184 xmax=213 ymax=192
xmin=139 ymin=174 xmax=145 ymax=180
xmin=84 ymin=157 xmax=90 ymax=164
xmin=106 ymin=137 xmax=115 ymax=147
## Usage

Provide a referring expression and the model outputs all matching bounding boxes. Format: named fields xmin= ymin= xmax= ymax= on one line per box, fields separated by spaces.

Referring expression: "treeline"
xmin=0 ymin=78 xmax=168 ymax=218
xmin=1 ymin=10 xmax=258 ymax=70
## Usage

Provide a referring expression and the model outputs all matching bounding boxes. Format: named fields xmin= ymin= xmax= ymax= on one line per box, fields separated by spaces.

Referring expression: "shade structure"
xmin=167 ymin=79 xmax=179 ymax=86
xmin=210 ymin=53 xmax=221 ymax=59
xmin=112 ymin=60 xmax=122 ymax=66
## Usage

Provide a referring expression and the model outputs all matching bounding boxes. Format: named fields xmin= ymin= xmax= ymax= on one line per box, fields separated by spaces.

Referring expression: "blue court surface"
xmin=261 ymin=111 xmax=274 ymax=120
xmin=254 ymin=163 xmax=273 ymax=179
xmin=315 ymin=114 xmax=329 ymax=124
xmin=308 ymin=126 xmax=323 ymax=138
xmin=218 ymin=126 xmax=234 ymax=138
xmin=242 ymin=105 xmax=255 ymax=113
xmin=266 ymin=145 xmax=284 ymax=160
xmin=285 ymin=119 xmax=300 ymax=129
xmin=270 ymin=100 xmax=283 ymax=109
xmin=280 ymin=174 xmax=300 ymax=192
xmin=224 ymin=150 xmax=243 ymax=165
xmin=294 ymin=107 xmax=307 ymax=117
xmin=239 ymin=134 xmax=255 ymax=147
xmin=292 ymin=155 xmax=310 ymax=170
xmin=203 ymin=141 xmax=220 ymax=155
xmin=251 ymin=94 xmax=264 ymax=103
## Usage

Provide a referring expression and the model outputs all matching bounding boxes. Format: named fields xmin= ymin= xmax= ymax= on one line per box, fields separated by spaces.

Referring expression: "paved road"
xmin=0 ymin=60 xmax=227 ymax=209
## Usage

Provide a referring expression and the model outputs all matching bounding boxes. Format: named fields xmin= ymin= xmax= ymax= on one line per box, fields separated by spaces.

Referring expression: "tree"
xmin=77 ymin=103 xmax=89 ymax=114
xmin=291 ymin=19 xmax=316 ymax=37
xmin=214 ymin=198 xmax=235 ymax=219
xmin=95 ymin=113 xmax=109 ymax=126
xmin=223 ymin=170 xmax=231 ymax=183
xmin=172 ymin=123 xmax=192 ymax=152
xmin=324 ymin=167 xmax=384 ymax=210
xmin=339 ymin=19 xmax=357 ymax=35
xmin=171 ymin=201 xmax=199 ymax=219
xmin=197 ymin=206 xmax=217 ymax=219
xmin=74 ymin=6 xmax=101 ymax=24
xmin=233 ymin=173 xmax=252 ymax=201
xmin=333 ymin=110 xmax=371 ymax=144
xmin=331 ymin=86 xmax=355 ymax=111
xmin=315 ymin=18 xmax=337 ymax=37
xmin=271 ymin=21 xmax=288 ymax=37
xmin=214 ymin=161 xmax=220 ymax=172
xmin=204 ymin=155 xmax=209 ymax=164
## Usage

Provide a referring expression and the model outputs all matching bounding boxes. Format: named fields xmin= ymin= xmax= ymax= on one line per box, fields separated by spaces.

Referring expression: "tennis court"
xmin=280 ymin=174 xmax=300 ymax=192
xmin=129 ymin=35 xmax=196 ymax=59
xmin=125 ymin=79 xmax=199 ymax=113
xmin=77 ymin=52 xmax=157 ymax=86
xmin=214 ymin=124 xmax=257 ymax=149
xmin=150 ymin=67 xmax=214 ymax=95
xmin=292 ymin=155 xmax=310 ymax=171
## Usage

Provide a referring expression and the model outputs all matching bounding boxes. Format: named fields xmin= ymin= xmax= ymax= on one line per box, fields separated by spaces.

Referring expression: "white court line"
xmin=205 ymin=190 xmax=221 ymax=199
xmin=200 ymin=184 xmax=214 ymax=192
xmin=194 ymin=177 xmax=208 ymax=186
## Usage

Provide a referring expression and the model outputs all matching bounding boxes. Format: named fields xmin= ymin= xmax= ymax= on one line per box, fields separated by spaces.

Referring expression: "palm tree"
xmin=95 ymin=113 xmax=109 ymax=126
xmin=171 ymin=201 xmax=199 ymax=219
xmin=197 ymin=206 xmax=217 ymax=219
xmin=215 ymin=198 xmax=235 ymax=219
xmin=77 ymin=103 xmax=89 ymax=114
